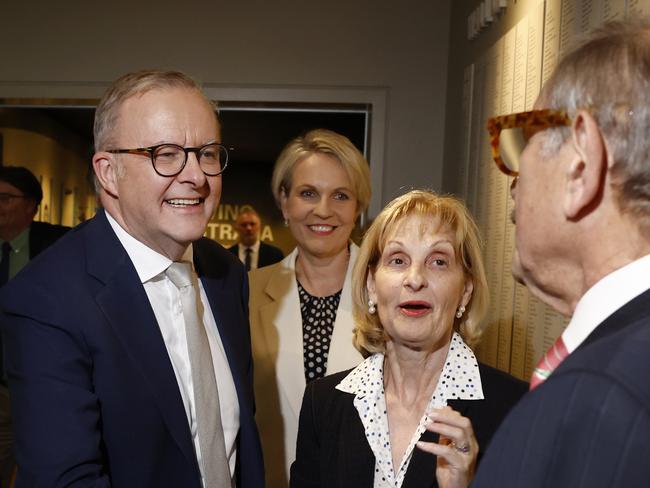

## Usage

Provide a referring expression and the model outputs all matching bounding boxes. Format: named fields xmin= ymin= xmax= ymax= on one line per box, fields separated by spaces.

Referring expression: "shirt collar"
xmin=3 ymin=226 xmax=29 ymax=254
xmin=245 ymin=240 xmax=260 ymax=253
xmin=336 ymin=332 xmax=484 ymax=401
xmin=105 ymin=210 xmax=193 ymax=283
xmin=562 ymin=253 xmax=650 ymax=353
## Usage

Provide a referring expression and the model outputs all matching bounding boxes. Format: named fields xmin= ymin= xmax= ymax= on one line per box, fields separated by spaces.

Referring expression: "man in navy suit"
xmin=0 ymin=70 xmax=264 ymax=487
xmin=228 ymin=209 xmax=283 ymax=271
xmin=474 ymin=22 xmax=650 ymax=486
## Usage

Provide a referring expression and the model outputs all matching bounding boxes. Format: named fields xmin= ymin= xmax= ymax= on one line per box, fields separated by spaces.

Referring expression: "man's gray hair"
xmin=93 ymin=69 xmax=217 ymax=152
xmin=541 ymin=21 xmax=650 ymax=226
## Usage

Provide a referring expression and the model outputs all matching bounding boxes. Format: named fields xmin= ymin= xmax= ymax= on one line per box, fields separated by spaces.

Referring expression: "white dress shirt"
xmin=336 ymin=332 xmax=484 ymax=488
xmin=237 ymin=240 xmax=260 ymax=269
xmin=562 ymin=253 xmax=650 ymax=353
xmin=106 ymin=212 xmax=239 ymax=485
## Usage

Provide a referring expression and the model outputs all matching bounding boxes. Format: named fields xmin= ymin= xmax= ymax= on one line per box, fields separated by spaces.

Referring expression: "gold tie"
xmin=166 ymin=262 xmax=231 ymax=487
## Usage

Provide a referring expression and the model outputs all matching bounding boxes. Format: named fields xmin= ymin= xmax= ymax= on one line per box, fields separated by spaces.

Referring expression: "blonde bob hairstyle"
xmin=271 ymin=128 xmax=371 ymax=214
xmin=352 ymin=190 xmax=488 ymax=356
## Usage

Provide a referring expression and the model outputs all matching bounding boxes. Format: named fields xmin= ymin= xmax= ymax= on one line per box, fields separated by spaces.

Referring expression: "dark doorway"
xmin=0 ymin=102 xmax=369 ymax=251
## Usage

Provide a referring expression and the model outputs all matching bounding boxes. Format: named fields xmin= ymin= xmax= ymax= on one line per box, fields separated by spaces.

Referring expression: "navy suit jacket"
xmin=290 ymin=363 xmax=527 ymax=488
xmin=228 ymin=242 xmax=284 ymax=269
xmin=473 ymin=288 xmax=650 ymax=487
xmin=0 ymin=210 xmax=264 ymax=487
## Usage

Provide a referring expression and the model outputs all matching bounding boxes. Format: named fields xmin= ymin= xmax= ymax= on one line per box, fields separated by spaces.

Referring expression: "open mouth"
xmin=165 ymin=198 xmax=203 ymax=207
xmin=399 ymin=301 xmax=432 ymax=316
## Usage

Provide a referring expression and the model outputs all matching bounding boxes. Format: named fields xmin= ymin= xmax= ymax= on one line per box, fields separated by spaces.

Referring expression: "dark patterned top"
xmin=297 ymin=281 xmax=342 ymax=383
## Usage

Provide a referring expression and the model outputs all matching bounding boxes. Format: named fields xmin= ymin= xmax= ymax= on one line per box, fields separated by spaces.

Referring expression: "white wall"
xmin=0 ymin=0 xmax=451 ymax=214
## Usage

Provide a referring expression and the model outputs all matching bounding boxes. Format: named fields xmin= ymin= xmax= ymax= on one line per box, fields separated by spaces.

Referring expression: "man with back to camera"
xmin=0 ymin=165 xmax=68 ymax=487
xmin=228 ymin=209 xmax=283 ymax=271
xmin=473 ymin=22 xmax=650 ymax=486
xmin=0 ymin=70 xmax=264 ymax=487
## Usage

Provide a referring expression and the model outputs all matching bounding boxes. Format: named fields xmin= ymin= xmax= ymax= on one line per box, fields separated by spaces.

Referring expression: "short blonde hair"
xmin=352 ymin=190 xmax=488 ymax=356
xmin=94 ymin=69 xmax=217 ymax=152
xmin=271 ymin=128 xmax=371 ymax=213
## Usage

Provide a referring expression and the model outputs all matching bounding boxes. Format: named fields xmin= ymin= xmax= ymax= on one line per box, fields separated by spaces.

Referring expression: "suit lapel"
xmin=198 ymin=273 xmax=252 ymax=413
xmin=260 ymin=250 xmax=306 ymax=418
xmin=341 ymin=396 xmax=375 ymax=486
xmin=327 ymin=244 xmax=364 ymax=374
xmin=258 ymin=243 xmax=267 ymax=265
xmin=87 ymin=211 xmax=195 ymax=466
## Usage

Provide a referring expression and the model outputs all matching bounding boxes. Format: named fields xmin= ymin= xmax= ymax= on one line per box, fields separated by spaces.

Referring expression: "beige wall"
xmin=0 ymin=0 xmax=451 ymax=214
xmin=0 ymin=109 xmax=95 ymax=226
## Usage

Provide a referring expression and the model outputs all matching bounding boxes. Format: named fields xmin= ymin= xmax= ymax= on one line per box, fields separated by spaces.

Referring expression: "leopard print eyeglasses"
xmin=487 ymin=109 xmax=572 ymax=176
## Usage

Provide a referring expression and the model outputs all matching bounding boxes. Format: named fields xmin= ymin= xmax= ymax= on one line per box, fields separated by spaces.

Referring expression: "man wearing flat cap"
xmin=0 ymin=165 xmax=68 ymax=487
xmin=0 ymin=165 xmax=68 ymax=285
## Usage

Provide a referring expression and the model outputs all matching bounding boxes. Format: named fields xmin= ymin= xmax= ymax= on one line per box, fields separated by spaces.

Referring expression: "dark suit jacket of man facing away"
xmin=0 ymin=209 xmax=264 ymax=487
xmin=291 ymin=363 xmax=527 ymax=488
xmin=472 ymin=288 xmax=650 ymax=487
xmin=228 ymin=241 xmax=284 ymax=269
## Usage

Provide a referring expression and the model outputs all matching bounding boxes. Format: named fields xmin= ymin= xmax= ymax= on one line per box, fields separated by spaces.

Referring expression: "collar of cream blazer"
xmin=259 ymin=243 xmax=363 ymax=418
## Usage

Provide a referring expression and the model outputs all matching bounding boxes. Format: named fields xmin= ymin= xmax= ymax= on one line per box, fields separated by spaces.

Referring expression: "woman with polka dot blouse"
xmin=291 ymin=190 xmax=527 ymax=488
xmin=248 ymin=129 xmax=372 ymax=487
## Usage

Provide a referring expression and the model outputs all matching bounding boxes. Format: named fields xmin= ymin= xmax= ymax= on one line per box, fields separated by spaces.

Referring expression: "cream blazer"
xmin=248 ymin=244 xmax=364 ymax=487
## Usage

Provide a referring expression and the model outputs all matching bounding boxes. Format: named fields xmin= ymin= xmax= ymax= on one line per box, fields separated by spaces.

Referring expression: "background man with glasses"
xmin=0 ymin=70 xmax=264 ymax=487
xmin=0 ymin=165 xmax=67 ymax=488
xmin=0 ymin=166 xmax=69 ymax=285
xmin=474 ymin=22 xmax=650 ymax=487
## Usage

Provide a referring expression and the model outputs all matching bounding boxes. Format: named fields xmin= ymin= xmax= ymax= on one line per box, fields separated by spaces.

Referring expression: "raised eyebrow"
xmin=429 ymin=239 xmax=455 ymax=250
xmin=384 ymin=239 xmax=405 ymax=249
xmin=384 ymin=238 xmax=454 ymax=249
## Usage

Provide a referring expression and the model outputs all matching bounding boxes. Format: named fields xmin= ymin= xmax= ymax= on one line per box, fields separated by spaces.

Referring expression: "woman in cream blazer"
xmin=249 ymin=244 xmax=363 ymax=487
xmin=249 ymin=129 xmax=371 ymax=487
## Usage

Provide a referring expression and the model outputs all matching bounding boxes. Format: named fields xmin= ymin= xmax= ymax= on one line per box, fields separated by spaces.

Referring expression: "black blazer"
xmin=228 ymin=241 xmax=284 ymax=269
xmin=0 ymin=210 xmax=264 ymax=487
xmin=473 ymin=288 xmax=650 ymax=487
xmin=290 ymin=362 xmax=527 ymax=487
xmin=28 ymin=220 xmax=69 ymax=259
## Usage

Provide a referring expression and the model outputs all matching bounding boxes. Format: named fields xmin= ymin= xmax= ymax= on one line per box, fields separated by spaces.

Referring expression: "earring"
xmin=456 ymin=305 xmax=466 ymax=319
xmin=368 ymin=299 xmax=376 ymax=315
xmin=283 ymin=219 xmax=289 ymax=227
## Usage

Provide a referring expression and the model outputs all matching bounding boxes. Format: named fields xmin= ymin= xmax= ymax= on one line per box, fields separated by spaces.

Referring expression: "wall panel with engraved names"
xmin=459 ymin=0 xmax=635 ymax=380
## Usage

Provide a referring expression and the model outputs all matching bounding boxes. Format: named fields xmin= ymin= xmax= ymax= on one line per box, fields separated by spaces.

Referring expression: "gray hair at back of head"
xmin=541 ymin=21 xmax=650 ymax=227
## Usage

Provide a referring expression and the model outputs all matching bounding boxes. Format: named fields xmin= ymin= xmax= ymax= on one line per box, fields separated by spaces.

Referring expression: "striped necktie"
xmin=530 ymin=336 xmax=569 ymax=390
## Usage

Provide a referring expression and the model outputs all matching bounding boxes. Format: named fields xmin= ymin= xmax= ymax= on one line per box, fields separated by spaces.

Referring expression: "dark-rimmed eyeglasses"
xmin=0 ymin=193 xmax=29 ymax=205
xmin=487 ymin=109 xmax=572 ymax=176
xmin=107 ymin=143 xmax=231 ymax=177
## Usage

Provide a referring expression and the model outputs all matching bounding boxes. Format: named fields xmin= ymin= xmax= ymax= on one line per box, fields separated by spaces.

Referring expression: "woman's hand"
xmin=416 ymin=406 xmax=478 ymax=488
